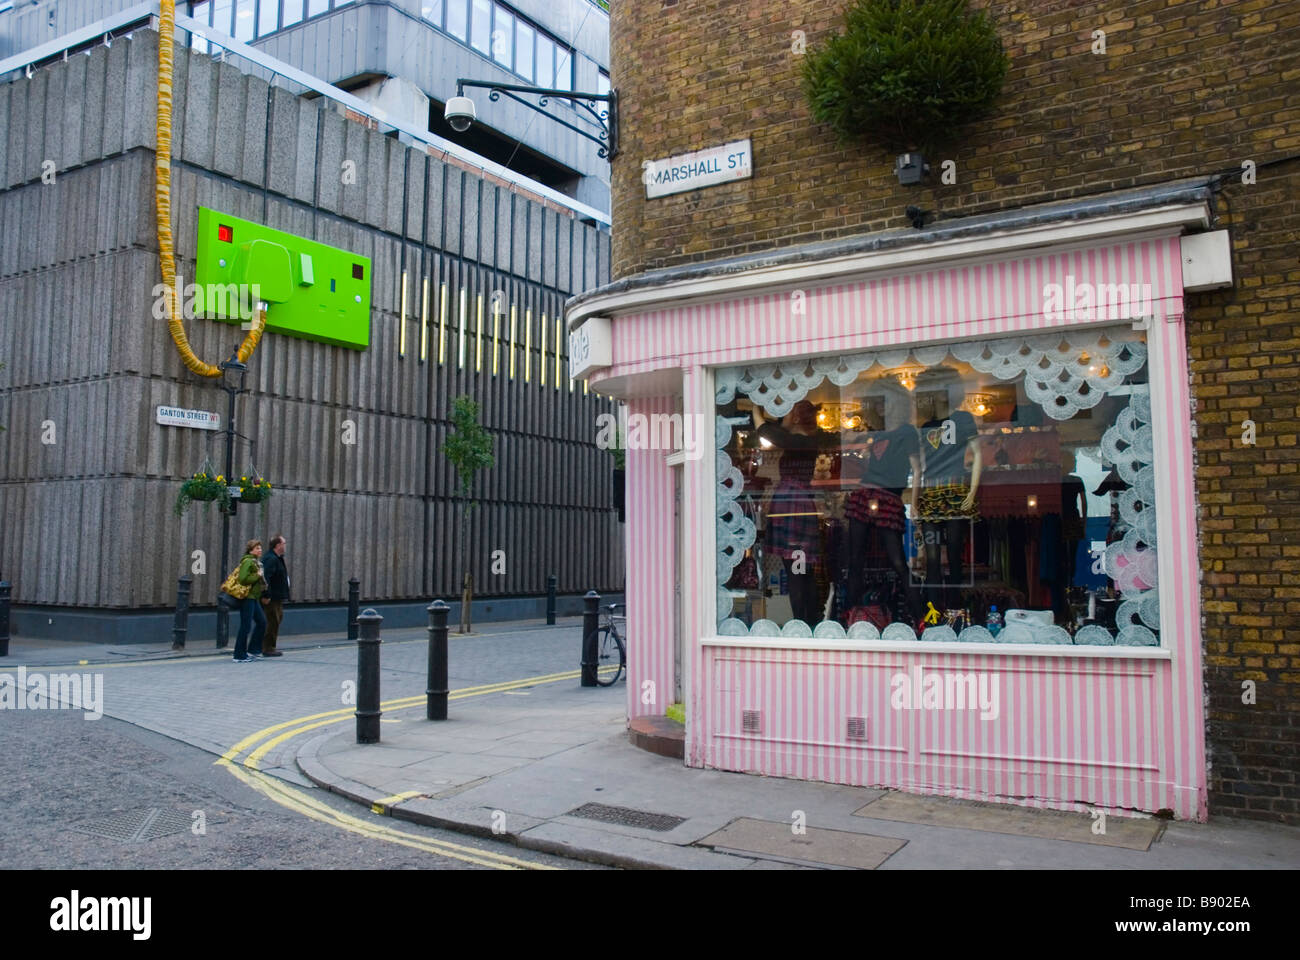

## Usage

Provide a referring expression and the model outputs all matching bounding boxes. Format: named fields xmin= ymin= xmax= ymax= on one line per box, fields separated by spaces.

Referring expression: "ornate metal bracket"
xmin=454 ymin=79 xmax=619 ymax=160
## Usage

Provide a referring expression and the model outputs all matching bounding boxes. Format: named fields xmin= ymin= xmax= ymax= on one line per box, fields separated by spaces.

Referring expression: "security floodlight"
xmin=445 ymin=96 xmax=476 ymax=133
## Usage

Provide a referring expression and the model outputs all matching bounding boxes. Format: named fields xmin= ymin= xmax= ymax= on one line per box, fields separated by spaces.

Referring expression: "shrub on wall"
xmin=800 ymin=0 xmax=1009 ymax=155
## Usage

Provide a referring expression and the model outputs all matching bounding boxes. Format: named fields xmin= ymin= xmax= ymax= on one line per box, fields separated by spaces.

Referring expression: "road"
xmin=0 ymin=620 xmax=610 ymax=870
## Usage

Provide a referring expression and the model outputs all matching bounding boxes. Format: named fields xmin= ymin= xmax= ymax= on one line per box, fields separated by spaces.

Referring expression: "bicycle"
xmin=588 ymin=603 xmax=626 ymax=686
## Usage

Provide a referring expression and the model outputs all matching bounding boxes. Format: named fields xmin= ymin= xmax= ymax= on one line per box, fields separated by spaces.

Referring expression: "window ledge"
xmin=701 ymin=636 xmax=1172 ymax=659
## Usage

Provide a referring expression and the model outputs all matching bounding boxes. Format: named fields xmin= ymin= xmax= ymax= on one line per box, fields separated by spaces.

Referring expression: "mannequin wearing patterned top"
xmin=915 ymin=393 xmax=984 ymax=616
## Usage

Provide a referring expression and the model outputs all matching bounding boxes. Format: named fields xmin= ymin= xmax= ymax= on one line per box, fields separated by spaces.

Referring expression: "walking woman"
xmin=232 ymin=539 xmax=268 ymax=662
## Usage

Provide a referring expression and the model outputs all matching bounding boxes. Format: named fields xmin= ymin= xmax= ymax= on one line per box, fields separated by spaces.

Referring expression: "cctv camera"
xmin=445 ymin=96 xmax=476 ymax=133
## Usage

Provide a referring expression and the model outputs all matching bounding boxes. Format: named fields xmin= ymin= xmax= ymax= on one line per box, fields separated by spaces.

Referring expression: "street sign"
xmin=156 ymin=406 xmax=221 ymax=430
xmin=644 ymin=139 xmax=752 ymax=199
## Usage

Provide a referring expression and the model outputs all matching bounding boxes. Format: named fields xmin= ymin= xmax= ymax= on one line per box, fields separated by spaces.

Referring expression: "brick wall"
xmin=611 ymin=0 xmax=1300 ymax=822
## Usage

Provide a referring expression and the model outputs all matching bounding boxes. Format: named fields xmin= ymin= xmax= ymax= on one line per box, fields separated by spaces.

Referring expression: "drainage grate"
xmin=567 ymin=802 xmax=687 ymax=832
xmin=71 ymin=808 xmax=194 ymax=843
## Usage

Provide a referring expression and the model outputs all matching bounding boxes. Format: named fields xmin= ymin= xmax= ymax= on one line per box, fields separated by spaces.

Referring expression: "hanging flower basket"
xmin=239 ymin=476 xmax=273 ymax=504
xmin=175 ymin=469 xmax=233 ymax=517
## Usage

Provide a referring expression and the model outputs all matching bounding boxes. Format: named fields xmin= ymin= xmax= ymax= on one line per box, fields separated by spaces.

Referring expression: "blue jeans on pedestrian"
xmin=234 ymin=597 xmax=267 ymax=659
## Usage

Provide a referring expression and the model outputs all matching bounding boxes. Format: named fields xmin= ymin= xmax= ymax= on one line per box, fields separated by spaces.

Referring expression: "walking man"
xmin=261 ymin=533 xmax=290 ymax=656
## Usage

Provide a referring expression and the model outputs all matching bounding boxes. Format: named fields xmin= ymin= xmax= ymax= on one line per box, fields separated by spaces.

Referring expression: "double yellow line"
xmin=218 ymin=669 xmax=594 ymax=870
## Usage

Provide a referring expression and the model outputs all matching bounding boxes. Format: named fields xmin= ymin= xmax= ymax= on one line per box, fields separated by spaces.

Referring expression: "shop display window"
xmin=714 ymin=324 xmax=1159 ymax=647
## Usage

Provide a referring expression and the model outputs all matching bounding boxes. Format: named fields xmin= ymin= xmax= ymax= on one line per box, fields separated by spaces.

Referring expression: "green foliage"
xmin=238 ymin=475 xmax=273 ymax=504
xmin=443 ymin=395 xmax=495 ymax=500
xmin=238 ymin=474 xmax=273 ymax=523
xmin=174 ymin=471 xmax=233 ymax=517
xmin=800 ymin=0 xmax=1009 ymax=155
xmin=610 ymin=421 xmax=626 ymax=471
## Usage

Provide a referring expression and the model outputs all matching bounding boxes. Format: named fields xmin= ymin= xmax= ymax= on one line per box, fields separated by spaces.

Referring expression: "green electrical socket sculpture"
xmin=194 ymin=207 xmax=372 ymax=349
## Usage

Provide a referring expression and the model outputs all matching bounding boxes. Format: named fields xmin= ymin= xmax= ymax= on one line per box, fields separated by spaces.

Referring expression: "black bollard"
xmin=546 ymin=574 xmax=557 ymax=626
xmin=172 ymin=576 xmax=193 ymax=650
xmin=355 ymin=608 xmax=383 ymax=744
xmin=581 ymin=590 xmax=600 ymax=687
xmin=347 ymin=577 xmax=361 ymax=640
xmin=0 ymin=581 xmax=10 ymax=658
xmin=216 ymin=596 xmax=229 ymax=650
xmin=426 ymin=600 xmax=449 ymax=720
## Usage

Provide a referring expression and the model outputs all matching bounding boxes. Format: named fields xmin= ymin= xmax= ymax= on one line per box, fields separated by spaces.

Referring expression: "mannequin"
xmin=844 ymin=412 xmax=923 ymax=622
xmin=916 ymin=391 xmax=984 ymax=616
xmin=1045 ymin=449 xmax=1089 ymax=618
xmin=753 ymin=401 xmax=837 ymax=625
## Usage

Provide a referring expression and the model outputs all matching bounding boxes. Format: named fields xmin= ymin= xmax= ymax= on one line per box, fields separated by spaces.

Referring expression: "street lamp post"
xmin=216 ymin=353 xmax=248 ymax=648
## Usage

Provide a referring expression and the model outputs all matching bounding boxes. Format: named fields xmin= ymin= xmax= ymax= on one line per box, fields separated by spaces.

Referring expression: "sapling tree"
xmin=442 ymin=395 xmax=495 ymax=633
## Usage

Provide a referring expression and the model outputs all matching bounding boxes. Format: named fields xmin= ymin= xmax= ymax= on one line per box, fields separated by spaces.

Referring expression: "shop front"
xmin=570 ymin=182 xmax=1228 ymax=821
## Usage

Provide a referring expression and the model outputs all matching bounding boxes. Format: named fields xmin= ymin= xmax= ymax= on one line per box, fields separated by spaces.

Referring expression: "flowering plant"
xmin=175 ymin=470 xmax=233 ymax=517
xmin=238 ymin=475 xmax=273 ymax=504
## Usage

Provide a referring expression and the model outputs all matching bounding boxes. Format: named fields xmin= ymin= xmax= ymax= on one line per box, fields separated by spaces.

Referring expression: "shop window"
xmin=714 ymin=324 xmax=1158 ymax=647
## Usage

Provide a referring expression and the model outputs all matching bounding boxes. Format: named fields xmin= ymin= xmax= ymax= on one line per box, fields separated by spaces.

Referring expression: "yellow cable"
xmin=156 ymin=0 xmax=265 ymax=377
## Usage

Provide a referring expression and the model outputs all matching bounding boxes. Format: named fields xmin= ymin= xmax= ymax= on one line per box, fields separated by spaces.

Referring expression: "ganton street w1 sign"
xmin=643 ymin=139 xmax=752 ymax=199
xmin=156 ymin=406 xmax=221 ymax=430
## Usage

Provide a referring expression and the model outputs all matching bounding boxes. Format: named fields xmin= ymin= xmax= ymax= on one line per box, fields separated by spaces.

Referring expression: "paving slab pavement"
xmin=297 ymin=673 xmax=1300 ymax=871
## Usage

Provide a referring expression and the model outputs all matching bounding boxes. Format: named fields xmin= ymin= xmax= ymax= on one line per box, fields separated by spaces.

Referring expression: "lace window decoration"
xmin=1098 ymin=388 xmax=1160 ymax=646
xmin=716 ymin=330 xmax=1145 ymax=422
xmin=716 ymin=416 xmax=756 ymax=625
xmin=713 ymin=327 xmax=1158 ymax=644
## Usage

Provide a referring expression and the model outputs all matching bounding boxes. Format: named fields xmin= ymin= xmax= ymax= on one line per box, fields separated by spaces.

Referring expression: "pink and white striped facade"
xmin=582 ymin=221 xmax=1208 ymax=821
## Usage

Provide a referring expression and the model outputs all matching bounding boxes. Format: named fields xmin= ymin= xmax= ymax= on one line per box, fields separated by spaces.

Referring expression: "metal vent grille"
xmin=567 ymin=803 xmax=687 ymax=832
xmin=846 ymin=717 xmax=867 ymax=741
xmin=742 ymin=710 xmax=762 ymax=734
xmin=70 ymin=808 xmax=194 ymax=843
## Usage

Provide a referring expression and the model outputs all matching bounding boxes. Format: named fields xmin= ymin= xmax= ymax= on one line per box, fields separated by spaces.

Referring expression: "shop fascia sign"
xmin=643 ymin=139 xmax=752 ymax=198
xmin=569 ymin=316 xmax=612 ymax=379
xmin=156 ymin=406 xmax=221 ymax=430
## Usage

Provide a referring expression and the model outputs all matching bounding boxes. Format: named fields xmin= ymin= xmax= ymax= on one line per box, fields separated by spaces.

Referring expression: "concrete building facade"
xmin=0 ymin=26 xmax=623 ymax=641
xmin=1 ymin=0 xmax=611 ymax=211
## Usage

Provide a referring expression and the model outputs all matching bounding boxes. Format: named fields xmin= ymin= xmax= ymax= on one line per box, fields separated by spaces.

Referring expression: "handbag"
xmin=726 ymin=554 xmax=759 ymax=590
xmin=221 ymin=565 xmax=252 ymax=601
